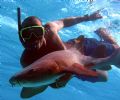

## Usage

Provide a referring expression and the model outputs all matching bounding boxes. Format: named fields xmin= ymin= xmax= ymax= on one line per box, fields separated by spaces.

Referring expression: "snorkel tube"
xmin=17 ymin=7 xmax=22 ymax=33
xmin=17 ymin=7 xmax=26 ymax=46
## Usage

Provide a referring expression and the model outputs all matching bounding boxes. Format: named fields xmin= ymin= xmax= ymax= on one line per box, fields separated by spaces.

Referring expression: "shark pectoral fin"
xmin=63 ymin=63 xmax=98 ymax=77
xmin=50 ymin=73 xmax=72 ymax=89
xmin=21 ymin=86 xmax=48 ymax=98
xmin=98 ymin=65 xmax=112 ymax=71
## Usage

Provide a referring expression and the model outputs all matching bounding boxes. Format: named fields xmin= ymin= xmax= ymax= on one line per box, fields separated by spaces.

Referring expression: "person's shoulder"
xmin=44 ymin=22 xmax=58 ymax=34
xmin=45 ymin=22 xmax=57 ymax=28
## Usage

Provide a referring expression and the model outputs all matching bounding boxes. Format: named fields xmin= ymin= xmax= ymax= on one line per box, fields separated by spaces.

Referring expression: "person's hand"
xmin=89 ymin=10 xmax=103 ymax=21
xmin=95 ymin=28 xmax=106 ymax=33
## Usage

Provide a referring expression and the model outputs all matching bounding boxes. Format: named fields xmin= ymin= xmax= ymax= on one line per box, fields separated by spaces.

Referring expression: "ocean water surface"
xmin=0 ymin=0 xmax=120 ymax=100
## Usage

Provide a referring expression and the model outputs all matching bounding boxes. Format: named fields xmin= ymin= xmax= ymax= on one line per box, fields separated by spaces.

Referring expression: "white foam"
xmin=61 ymin=8 xmax=68 ymax=13
xmin=2 ymin=0 xmax=16 ymax=3
xmin=111 ymin=13 xmax=120 ymax=18
xmin=0 ymin=15 xmax=17 ymax=30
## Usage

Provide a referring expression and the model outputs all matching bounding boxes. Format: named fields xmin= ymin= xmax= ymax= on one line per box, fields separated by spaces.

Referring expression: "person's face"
xmin=24 ymin=34 xmax=44 ymax=49
xmin=21 ymin=26 xmax=45 ymax=49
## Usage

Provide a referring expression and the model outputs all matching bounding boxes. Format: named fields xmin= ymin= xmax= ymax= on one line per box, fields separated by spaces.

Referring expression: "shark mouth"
xmin=9 ymin=76 xmax=22 ymax=87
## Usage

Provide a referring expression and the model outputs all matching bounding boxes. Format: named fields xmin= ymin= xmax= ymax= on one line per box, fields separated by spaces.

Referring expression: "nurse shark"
xmin=9 ymin=48 xmax=98 ymax=98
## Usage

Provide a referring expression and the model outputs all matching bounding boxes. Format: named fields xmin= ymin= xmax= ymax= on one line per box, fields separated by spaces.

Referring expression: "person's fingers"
xmin=96 ymin=8 xmax=103 ymax=13
xmin=96 ymin=13 xmax=103 ymax=18
xmin=94 ymin=28 xmax=105 ymax=34
xmin=95 ymin=8 xmax=104 ymax=16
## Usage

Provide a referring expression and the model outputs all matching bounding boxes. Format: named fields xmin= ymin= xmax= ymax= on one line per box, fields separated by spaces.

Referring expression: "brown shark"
xmin=9 ymin=48 xmax=98 ymax=97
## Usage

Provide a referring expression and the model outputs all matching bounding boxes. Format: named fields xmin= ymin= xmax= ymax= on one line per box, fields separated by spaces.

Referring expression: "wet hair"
xmin=21 ymin=16 xmax=42 ymax=28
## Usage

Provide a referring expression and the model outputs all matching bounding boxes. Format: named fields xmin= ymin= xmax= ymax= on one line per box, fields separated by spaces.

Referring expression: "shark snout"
xmin=9 ymin=76 xmax=20 ymax=87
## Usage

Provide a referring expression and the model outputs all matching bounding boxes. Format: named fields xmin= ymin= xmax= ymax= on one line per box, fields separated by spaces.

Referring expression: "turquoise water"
xmin=0 ymin=0 xmax=120 ymax=100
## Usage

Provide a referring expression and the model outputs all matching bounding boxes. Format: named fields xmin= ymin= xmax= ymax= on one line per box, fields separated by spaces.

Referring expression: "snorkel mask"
xmin=20 ymin=26 xmax=45 ymax=41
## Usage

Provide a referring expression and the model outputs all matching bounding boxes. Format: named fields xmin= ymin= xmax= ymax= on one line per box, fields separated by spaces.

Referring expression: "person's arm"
xmin=47 ymin=10 xmax=102 ymax=32
xmin=52 ymin=33 xmax=67 ymax=50
xmin=44 ymin=23 xmax=67 ymax=50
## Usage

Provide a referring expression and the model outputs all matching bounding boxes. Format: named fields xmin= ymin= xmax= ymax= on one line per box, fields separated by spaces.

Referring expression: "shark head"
xmin=9 ymin=64 xmax=64 ymax=87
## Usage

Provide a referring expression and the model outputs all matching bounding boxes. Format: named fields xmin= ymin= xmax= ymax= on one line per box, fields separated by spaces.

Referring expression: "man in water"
xmin=18 ymin=10 xmax=119 ymax=98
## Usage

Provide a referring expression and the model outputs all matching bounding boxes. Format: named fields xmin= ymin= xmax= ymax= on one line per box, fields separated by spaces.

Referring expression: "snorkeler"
xmin=17 ymin=8 xmax=108 ymax=98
